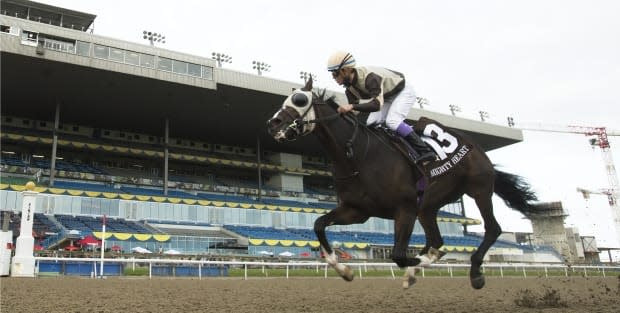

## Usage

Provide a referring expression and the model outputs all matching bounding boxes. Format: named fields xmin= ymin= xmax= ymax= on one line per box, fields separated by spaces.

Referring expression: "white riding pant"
xmin=365 ymin=84 xmax=416 ymax=131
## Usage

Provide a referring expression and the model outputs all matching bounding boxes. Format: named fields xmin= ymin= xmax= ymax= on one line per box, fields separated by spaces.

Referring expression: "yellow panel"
xmin=152 ymin=234 xmax=171 ymax=242
xmin=280 ymin=240 xmax=293 ymax=247
xmin=221 ymin=160 xmax=231 ymax=165
xmin=168 ymin=198 xmax=181 ymax=204
xmin=156 ymin=152 xmax=164 ymax=157
xmin=136 ymin=196 xmax=151 ymax=201
xmin=133 ymin=234 xmax=152 ymax=241
xmin=225 ymin=202 xmax=239 ymax=208
xmin=24 ymin=136 xmax=38 ymax=142
xmin=182 ymin=199 xmax=197 ymax=205
xmin=152 ymin=197 xmax=166 ymax=202
xmin=67 ymin=190 xmax=84 ymax=196
xmin=117 ymin=147 xmax=128 ymax=153
xmin=240 ymin=204 xmax=253 ymax=209
xmin=71 ymin=142 xmax=85 ymax=148
xmin=92 ymin=232 xmax=113 ymax=239
xmin=7 ymin=134 xmax=22 ymax=140
xmin=0 ymin=184 xmax=8 ymax=190
xmin=264 ymin=240 xmax=279 ymax=246
xmin=198 ymin=200 xmax=211 ymax=206
xmin=355 ymin=243 xmax=369 ymax=249
xmin=102 ymin=192 xmax=118 ymax=199
xmin=242 ymin=162 xmax=254 ymax=167
xmin=170 ymin=153 xmax=181 ymax=159
xmin=119 ymin=194 xmax=135 ymax=200
xmin=302 ymin=208 xmax=314 ymax=213
xmin=34 ymin=187 xmax=47 ymax=193
xmin=196 ymin=156 xmax=207 ymax=162
xmin=101 ymin=145 xmax=114 ymax=151
xmin=253 ymin=205 xmax=265 ymax=209
xmin=278 ymin=206 xmax=290 ymax=211
xmin=87 ymin=143 xmax=100 ymax=149
xmin=207 ymin=157 xmax=219 ymax=163
xmin=249 ymin=239 xmax=264 ymax=245
xmin=293 ymin=240 xmax=308 ymax=247
xmin=10 ymin=185 xmax=25 ymax=191
xmin=41 ymin=138 xmax=53 ymax=144
xmin=291 ymin=208 xmax=301 ymax=212
xmin=144 ymin=150 xmax=156 ymax=156
xmin=308 ymin=241 xmax=320 ymax=248
xmin=129 ymin=149 xmax=143 ymax=154
xmin=266 ymin=205 xmax=278 ymax=210
xmin=182 ymin=154 xmax=194 ymax=160
xmin=211 ymin=201 xmax=225 ymax=207
xmin=232 ymin=161 xmax=242 ymax=166
xmin=343 ymin=242 xmax=356 ymax=249
xmin=113 ymin=233 xmax=133 ymax=240
xmin=85 ymin=192 xmax=101 ymax=197
xmin=49 ymin=188 xmax=66 ymax=194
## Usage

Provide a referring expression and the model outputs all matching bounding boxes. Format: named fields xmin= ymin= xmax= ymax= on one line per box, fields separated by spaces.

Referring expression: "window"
xmin=125 ymin=51 xmax=139 ymax=65
xmin=202 ymin=66 xmax=213 ymax=80
xmin=140 ymin=53 xmax=155 ymax=68
xmin=158 ymin=57 xmax=172 ymax=71
xmin=0 ymin=25 xmax=18 ymax=35
xmin=76 ymin=41 xmax=90 ymax=56
xmin=109 ymin=47 xmax=124 ymax=62
xmin=188 ymin=63 xmax=201 ymax=77
xmin=172 ymin=60 xmax=188 ymax=74
xmin=93 ymin=44 xmax=109 ymax=59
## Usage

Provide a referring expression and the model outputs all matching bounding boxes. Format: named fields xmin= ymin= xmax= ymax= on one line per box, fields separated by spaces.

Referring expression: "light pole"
xmin=479 ymin=111 xmax=489 ymax=122
xmin=507 ymin=116 xmax=515 ymax=127
xmin=142 ymin=30 xmax=165 ymax=46
xmin=212 ymin=52 xmax=232 ymax=67
xmin=416 ymin=97 xmax=429 ymax=109
xmin=299 ymin=71 xmax=316 ymax=83
xmin=449 ymin=104 xmax=461 ymax=116
xmin=252 ymin=60 xmax=271 ymax=75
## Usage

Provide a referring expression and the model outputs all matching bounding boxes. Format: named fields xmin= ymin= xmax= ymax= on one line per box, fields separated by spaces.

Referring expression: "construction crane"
xmin=516 ymin=122 xmax=620 ymax=245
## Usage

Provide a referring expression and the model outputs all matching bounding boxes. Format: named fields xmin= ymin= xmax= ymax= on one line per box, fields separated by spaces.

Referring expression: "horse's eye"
xmin=291 ymin=93 xmax=308 ymax=107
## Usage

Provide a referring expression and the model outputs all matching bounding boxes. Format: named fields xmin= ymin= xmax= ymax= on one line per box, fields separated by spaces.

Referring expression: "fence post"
xmin=544 ymin=266 xmax=548 ymax=278
xmin=358 ymin=265 xmax=363 ymax=279
xmin=499 ymin=265 xmax=503 ymax=278
xmin=601 ymin=266 xmax=605 ymax=277
xmin=198 ymin=263 xmax=202 ymax=280
xmin=244 ymin=264 xmax=248 ymax=280
xmin=564 ymin=267 xmax=568 ymax=277
xmin=583 ymin=266 xmax=587 ymax=277
xmin=522 ymin=266 xmax=526 ymax=278
xmin=149 ymin=262 xmax=152 ymax=280
xmin=421 ymin=267 xmax=425 ymax=278
xmin=449 ymin=266 xmax=453 ymax=278
xmin=286 ymin=265 xmax=289 ymax=279
xmin=324 ymin=264 xmax=328 ymax=279
xmin=390 ymin=265 xmax=395 ymax=279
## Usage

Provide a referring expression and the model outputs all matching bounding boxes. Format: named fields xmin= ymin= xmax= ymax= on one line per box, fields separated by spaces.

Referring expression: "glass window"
xmin=140 ymin=53 xmax=155 ymax=68
xmin=93 ymin=44 xmax=109 ymax=59
xmin=158 ymin=57 xmax=172 ymax=71
xmin=188 ymin=63 xmax=201 ymax=77
xmin=172 ymin=60 xmax=188 ymax=74
xmin=202 ymin=66 xmax=213 ymax=80
xmin=109 ymin=47 xmax=124 ymax=62
xmin=125 ymin=51 xmax=139 ymax=65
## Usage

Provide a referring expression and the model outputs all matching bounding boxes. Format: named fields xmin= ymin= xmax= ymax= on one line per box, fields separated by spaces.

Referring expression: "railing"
xmin=34 ymin=257 xmax=620 ymax=280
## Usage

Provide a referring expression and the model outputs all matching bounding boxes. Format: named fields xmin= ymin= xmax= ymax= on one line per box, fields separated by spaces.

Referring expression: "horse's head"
xmin=267 ymin=78 xmax=317 ymax=142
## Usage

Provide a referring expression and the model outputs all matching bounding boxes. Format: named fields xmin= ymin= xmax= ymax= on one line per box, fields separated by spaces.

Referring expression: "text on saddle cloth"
xmin=410 ymin=117 xmax=472 ymax=178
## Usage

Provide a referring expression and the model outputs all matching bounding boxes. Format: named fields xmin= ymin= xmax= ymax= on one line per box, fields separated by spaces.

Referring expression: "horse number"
xmin=423 ymin=124 xmax=458 ymax=156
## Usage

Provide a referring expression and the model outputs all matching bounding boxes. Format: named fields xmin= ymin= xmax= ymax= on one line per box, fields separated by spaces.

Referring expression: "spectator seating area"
xmin=29 ymin=158 xmax=107 ymax=175
xmin=55 ymin=214 xmax=153 ymax=234
xmin=0 ymin=211 xmax=62 ymax=237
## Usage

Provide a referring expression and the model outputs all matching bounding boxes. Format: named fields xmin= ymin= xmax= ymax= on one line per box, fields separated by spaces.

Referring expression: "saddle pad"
xmin=412 ymin=117 xmax=473 ymax=178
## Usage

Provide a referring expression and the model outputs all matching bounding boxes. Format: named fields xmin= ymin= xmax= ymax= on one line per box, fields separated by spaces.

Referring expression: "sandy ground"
xmin=1 ymin=276 xmax=619 ymax=313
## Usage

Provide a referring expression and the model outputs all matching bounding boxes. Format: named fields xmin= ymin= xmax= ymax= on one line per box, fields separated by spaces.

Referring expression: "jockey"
xmin=327 ymin=51 xmax=435 ymax=164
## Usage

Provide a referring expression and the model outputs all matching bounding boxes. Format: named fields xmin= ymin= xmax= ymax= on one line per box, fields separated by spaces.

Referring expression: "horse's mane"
xmin=312 ymin=89 xmax=339 ymax=111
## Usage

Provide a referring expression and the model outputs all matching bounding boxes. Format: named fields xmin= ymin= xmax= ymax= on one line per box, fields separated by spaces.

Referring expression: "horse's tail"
xmin=493 ymin=168 xmax=539 ymax=215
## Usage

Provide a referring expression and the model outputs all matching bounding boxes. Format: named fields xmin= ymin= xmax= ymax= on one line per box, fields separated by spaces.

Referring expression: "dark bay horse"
xmin=266 ymin=78 xmax=539 ymax=289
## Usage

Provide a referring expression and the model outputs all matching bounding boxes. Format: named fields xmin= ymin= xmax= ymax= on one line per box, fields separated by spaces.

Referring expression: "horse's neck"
xmin=313 ymin=112 xmax=368 ymax=175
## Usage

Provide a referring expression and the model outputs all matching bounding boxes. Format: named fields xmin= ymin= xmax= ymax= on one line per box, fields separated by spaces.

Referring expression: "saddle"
xmin=372 ymin=117 xmax=473 ymax=180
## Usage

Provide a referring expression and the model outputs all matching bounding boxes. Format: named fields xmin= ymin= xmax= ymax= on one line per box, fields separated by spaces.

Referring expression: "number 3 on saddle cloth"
xmin=380 ymin=117 xmax=473 ymax=182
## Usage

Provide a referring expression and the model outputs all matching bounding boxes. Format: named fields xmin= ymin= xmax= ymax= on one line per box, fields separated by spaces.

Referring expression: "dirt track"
xmin=1 ymin=276 xmax=619 ymax=313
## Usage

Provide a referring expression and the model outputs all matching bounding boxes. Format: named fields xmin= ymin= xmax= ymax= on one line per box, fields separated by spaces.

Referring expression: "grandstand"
xmin=0 ymin=0 xmax=562 ymax=263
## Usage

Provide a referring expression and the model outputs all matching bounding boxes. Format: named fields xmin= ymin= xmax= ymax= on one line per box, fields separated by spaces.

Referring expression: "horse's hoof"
xmin=402 ymin=276 xmax=417 ymax=289
xmin=470 ymin=275 xmax=485 ymax=289
xmin=341 ymin=266 xmax=354 ymax=282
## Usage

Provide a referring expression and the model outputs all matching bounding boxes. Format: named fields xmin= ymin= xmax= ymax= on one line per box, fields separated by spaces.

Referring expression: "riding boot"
xmin=403 ymin=133 xmax=436 ymax=164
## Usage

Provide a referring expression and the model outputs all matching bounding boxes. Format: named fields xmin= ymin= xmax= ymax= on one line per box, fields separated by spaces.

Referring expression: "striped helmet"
xmin=327 ymin=51 xmax=356 ymax=72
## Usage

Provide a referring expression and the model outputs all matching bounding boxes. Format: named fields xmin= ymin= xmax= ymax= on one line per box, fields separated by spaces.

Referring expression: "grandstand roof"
xmin=1 ymin=0 xmax=96 ymax=32
xmin=0 ymin=13 xmax=522 ymax=157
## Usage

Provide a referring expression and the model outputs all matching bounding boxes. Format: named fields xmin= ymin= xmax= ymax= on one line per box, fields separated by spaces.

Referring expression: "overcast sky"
xmin=38 ymin=1 xmax=620 ymax=255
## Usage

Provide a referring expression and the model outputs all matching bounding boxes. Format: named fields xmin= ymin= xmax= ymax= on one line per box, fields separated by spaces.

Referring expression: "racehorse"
xmin=266 ymin=78 xmax=539 ymax=289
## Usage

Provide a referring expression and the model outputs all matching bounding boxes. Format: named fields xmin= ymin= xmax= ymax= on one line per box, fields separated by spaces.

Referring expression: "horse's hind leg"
xmin=314 ymin=206 xmax=368 ymax=282
xmin=467 ymin=187 xmax=501 ymax=289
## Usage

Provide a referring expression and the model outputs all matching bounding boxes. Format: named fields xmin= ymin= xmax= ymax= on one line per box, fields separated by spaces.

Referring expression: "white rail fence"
xmin=33 ymin=257 xmax=620 ymax=280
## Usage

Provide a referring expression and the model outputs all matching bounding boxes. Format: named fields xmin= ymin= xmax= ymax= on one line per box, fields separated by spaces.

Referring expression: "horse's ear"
xmin=301 ymin=76 xmax=313 ymax=91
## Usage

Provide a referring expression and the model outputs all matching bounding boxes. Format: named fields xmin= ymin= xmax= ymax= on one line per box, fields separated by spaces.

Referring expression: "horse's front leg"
xmin=391 ymin=207 xmax=424 ymax=289
xmin=314 ymin=206 xmax=368 ymax=282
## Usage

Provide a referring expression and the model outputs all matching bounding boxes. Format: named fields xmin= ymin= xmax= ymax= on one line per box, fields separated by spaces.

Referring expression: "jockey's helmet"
xmin=327 ymin=51 xmax=356 ymax=72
